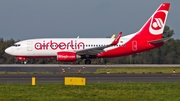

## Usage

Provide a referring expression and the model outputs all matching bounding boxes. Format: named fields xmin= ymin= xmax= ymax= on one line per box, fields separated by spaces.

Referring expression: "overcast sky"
xmin=0 ymin=0 xmax=179 ymax=40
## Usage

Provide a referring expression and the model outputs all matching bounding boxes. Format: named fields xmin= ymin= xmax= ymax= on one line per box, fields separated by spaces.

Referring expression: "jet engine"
xmin=57 ymin=52 xmax=81 ymax=62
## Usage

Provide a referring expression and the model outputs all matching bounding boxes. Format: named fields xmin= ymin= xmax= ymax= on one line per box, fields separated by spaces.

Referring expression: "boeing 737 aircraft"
xmin=5 ymin=2 xmax=170 ymax=64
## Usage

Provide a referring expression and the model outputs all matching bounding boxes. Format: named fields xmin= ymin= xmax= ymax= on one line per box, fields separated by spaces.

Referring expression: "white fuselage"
xmin=5 ymin=33 xmax=135 ymax=57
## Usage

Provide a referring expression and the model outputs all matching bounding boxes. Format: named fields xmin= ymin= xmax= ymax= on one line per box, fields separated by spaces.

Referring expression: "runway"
xmin=0 ymin=74 xmax=180 ymax=83
xmin=0 ymin=64 xmax=180 ymax=72
xmin=0 ymin=64 xmax=180 ymax=83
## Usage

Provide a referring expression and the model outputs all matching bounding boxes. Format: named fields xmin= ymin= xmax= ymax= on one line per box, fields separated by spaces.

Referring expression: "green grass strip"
xmin=0 ymin=82 xmax=180 ymax=101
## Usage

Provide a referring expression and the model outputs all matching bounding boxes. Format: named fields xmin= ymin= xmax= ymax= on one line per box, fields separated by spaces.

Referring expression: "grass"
xmin=0 ymin=82 xmax=180 ymax=101
xmin=95 ymin=67 xmax=180 ymax=74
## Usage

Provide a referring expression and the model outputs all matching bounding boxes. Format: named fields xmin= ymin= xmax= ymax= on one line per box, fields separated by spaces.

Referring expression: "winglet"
xmin=111 ymin=34 xmax=116 ymax=38
xmin=110 ymin=32 xmax=122 ymax=45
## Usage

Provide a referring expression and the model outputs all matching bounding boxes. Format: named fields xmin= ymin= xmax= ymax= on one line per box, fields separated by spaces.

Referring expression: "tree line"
xmin=0 ymin=26 xmax=177 ymax=64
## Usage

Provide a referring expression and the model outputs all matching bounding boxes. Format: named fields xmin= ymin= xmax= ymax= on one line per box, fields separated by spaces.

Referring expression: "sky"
xmin=0 ymin=0 xmax=179 ymax=40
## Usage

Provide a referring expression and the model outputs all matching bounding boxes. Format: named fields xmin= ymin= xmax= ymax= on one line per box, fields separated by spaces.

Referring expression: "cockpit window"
xmin=13 ymin=44 xmax=21 ymax=47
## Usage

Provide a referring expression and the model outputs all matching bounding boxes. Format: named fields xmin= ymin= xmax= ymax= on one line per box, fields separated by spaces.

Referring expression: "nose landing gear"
xmin=16 ymin=60 xmax=27 ymax=64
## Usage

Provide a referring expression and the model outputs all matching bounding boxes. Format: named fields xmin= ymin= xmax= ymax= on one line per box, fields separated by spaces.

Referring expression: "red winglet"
xmin=110 ymin=32 xmax=122 ymax=45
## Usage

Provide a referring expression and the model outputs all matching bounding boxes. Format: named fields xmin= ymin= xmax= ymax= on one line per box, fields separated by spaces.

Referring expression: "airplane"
xmin=5 ymin=2 xmax=170 ymax=64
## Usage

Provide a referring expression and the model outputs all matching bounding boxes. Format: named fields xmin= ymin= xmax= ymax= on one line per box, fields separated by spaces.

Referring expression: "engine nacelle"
xmin=57 ymin=52 xmax=80 ymax=62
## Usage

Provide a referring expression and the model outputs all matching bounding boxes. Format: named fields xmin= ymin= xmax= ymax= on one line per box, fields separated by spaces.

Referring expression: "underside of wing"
xmin=76 ymin=46 xmax=106 ymax=55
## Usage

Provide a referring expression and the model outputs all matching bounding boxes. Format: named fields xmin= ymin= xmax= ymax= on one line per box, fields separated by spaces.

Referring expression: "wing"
xmin=76 ymin=32 xmax=122 ymax=55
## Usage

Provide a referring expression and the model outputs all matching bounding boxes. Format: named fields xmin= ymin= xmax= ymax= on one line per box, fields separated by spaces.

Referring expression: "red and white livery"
xmin=5 ymin=3 xmax=171 ymax=64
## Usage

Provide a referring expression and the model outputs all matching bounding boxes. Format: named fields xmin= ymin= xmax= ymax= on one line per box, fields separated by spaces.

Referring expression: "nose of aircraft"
xmin=5 ymin=47 xmax=13 ymax=55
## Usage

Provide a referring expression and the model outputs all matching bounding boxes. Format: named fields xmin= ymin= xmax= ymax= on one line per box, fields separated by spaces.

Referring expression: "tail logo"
xmin=152 ymin=18 xmax=163 ymax=29
xmin=149 ymin=10 xmax=168 ymax=35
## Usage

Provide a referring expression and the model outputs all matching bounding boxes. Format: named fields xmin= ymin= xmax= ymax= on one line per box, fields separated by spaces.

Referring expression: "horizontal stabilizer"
xmin=149 ymin=37 xmax=171 ymax=44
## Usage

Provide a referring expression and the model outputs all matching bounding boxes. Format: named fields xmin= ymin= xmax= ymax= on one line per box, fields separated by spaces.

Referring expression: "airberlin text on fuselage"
xmin=34 ymin=40 xmax=85 ymax=50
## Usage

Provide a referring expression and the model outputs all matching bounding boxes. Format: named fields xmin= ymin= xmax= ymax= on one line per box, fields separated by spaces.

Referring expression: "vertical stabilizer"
xmin=137 ymin=3 xmax=170 ymax=40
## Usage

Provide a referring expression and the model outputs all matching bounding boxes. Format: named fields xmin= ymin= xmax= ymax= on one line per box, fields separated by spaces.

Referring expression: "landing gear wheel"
xmin=84 ymin=59 xmax=91 ymax=64
xmin=24 ymin=61 xmax=27 ymax=64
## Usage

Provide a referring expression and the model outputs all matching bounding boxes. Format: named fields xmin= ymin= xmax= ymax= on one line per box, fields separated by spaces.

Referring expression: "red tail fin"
xmin=137 ymin=3 xmax=170 ymax=40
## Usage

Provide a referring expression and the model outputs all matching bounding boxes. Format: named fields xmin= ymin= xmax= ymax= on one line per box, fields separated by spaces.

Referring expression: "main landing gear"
xmin=84 ymin=58 xmax=91 ymax=64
